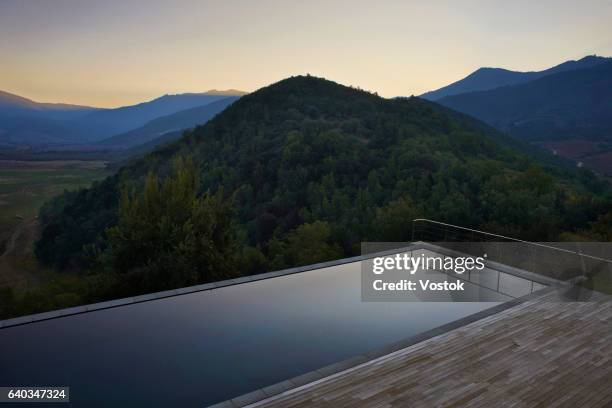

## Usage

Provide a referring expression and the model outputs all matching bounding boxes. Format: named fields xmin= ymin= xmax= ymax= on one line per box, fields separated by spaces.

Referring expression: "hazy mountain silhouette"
xmin=0 ymin=90 xmax=97 ymax=112
xmin=0 ymin=90 xmax=245 ymax=147
xmin=98 ymin=96 xmax=239 ymax=149
xmin=81 ymin=91 xmax=246 ymax=138
xmin=437 ymin=61 xmax=612 ymax=141
xmin=0 ymin=114 xmax=85 ymax=147
xmin=0 ymin=90 xmax=99 ymax=121
xmin=110 ymin=130 xmax=184 ymax=164
xmin=39 ymin=74 xmax=603 ymax=270
xmin=421 ymin=55 xmax=610 ymax=100
xmin=0 ymin=91 xmax=99 ymax=146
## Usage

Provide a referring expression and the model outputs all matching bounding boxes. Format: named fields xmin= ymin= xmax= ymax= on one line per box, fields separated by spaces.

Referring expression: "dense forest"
xmin=2 ymin=75 xmax=611 ymax=318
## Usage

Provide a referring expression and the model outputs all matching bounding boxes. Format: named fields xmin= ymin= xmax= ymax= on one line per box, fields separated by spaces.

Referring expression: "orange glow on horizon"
xmin=1 ymin=0 xmax=611 ymax=108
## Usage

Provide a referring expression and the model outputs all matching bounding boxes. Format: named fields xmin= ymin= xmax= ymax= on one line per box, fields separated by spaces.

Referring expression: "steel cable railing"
xmin=411 ymin=219 xmax=612 ymax=283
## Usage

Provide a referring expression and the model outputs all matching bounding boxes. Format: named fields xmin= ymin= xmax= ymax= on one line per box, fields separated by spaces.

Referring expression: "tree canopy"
xmin=36 ymin=75 xmax=612 ymax=279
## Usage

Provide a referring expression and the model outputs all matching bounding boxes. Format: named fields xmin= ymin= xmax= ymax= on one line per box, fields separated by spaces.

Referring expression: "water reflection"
xmin=0 ymin=261 xmax=508 ymax=407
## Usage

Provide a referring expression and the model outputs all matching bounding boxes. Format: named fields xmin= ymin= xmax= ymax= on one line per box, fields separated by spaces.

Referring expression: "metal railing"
xmin=412 ymin=219 xmax=612 ymax=283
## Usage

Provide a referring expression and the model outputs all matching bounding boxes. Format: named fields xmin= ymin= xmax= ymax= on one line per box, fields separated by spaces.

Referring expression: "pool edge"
xmin=0 ymin=244 xmax=421 ymax=329
xmin=210 ymin=285 xmax=554 ymax=408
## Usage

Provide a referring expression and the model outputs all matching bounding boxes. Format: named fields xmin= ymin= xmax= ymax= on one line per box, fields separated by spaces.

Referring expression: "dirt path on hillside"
xmin=0 ymin=217 xmax=40 ymax=289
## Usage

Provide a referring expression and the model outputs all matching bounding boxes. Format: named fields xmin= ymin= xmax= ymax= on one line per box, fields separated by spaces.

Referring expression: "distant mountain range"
xmin=421 ymin=55 xmax=612 ymax=175
xmin=0 ymin=90 xmax=99 ymax=118
xmin=37 ymin=75 xmax=611 ymax=274
xmin=0 ymin=89 xmax=246 ymax=149
xmin=98 ymin=97 xmax=239 ymax=149
xmin=4 ymin=54 xmax=611 ymax=175
xmin=437 ymin=60 xmax=612 ymax=140
xmin=0 ymin=90 xmax=98 ymax=146
xmin=421 ymin=55 xmax=610 ymax=100
xmin=82 ymin=92 xmax=245 ymax=137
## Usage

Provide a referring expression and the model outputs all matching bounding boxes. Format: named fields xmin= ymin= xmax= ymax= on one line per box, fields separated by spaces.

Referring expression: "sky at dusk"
xmin=1 ymin=0 xmax=611 ymax=108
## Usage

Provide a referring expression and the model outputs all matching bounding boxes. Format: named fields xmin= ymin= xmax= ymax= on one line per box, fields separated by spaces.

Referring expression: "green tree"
xmin=105 ymin=157 xmax=237 ymax=290
xmin=372 ymin=197 xmax=420 ymax=241
xmin=269 ymin=221 xmax=343 ymax=269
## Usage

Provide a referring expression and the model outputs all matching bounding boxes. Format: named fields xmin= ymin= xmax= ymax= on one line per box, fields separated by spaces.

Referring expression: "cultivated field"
xmin=0 ymin=160 xmax=108 ymax=289
xmin=535 ymin=139 xmax=612 ymax=176
xmin=582 ymin=151 xmax=612 ymax=176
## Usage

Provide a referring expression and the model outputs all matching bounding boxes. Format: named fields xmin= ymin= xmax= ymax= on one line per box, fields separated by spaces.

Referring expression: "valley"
xmin=535 ymin=139 xmax=612 ymax=176
xmin=1 ymin=60 xmax=611 ymax=320
xmin=1 ymin=3 xmax=611 ymax=407
xmin=34 ymin=75 xmax=612 ymax=294
xmin=0 ymin=159 xmax=108 ymax=290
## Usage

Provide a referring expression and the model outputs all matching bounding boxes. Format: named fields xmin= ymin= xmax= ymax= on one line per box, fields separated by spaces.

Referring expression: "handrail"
xmin=412 ymin=218 xmax=612 ymax=264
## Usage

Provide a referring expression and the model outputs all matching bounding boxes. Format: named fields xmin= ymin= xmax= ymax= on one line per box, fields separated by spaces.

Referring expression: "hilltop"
xmin=36 ymin=75 xmax=611 ymax=278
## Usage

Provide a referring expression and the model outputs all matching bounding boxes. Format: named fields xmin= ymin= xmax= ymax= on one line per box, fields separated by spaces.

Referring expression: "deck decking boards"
xmin=248 ymin=290 xmax=612 ymax=408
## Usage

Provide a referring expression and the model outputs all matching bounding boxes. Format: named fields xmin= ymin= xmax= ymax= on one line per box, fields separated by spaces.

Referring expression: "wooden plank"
xmin=248 ymin=290 xmax=612 ymax=407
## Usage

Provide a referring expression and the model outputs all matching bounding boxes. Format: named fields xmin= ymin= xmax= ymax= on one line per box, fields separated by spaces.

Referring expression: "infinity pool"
xmin=0 ymin=260 xmax=510 ymax=407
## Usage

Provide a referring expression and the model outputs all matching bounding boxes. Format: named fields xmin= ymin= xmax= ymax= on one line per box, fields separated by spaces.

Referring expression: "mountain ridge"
xmin=97 ymin=96 xmax=239 ymax=149
xmin=436 ymin=60 xmax=612 ymax=141
xmin=0 ymin=90 xmax=244 ymax=147
xmin=80 ymin=92 xmax=243 ymax=138
xmin=0 ymin=90 xmax=99 ymax=111
xmin=36 ymin=75 xmax=610 ymax=273
xmin=421 ymin=55 xmax=611 ymax=100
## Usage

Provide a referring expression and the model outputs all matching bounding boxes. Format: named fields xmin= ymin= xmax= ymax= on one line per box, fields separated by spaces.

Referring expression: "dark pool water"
xmin=0 ymin=261 xmax=509 ymax=407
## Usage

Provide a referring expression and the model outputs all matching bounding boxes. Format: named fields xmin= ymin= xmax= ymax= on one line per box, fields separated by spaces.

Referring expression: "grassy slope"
xmin=0 ymin=160 xmax=108 ymax=289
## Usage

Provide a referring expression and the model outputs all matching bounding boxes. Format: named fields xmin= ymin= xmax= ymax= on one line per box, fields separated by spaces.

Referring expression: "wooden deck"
xmin=249 ymin=289 xmax=612 ymax=407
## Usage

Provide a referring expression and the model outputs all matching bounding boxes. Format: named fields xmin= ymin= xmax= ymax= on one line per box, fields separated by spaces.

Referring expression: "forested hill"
xmin=36 ymin=75 xmax=611 ymax=277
